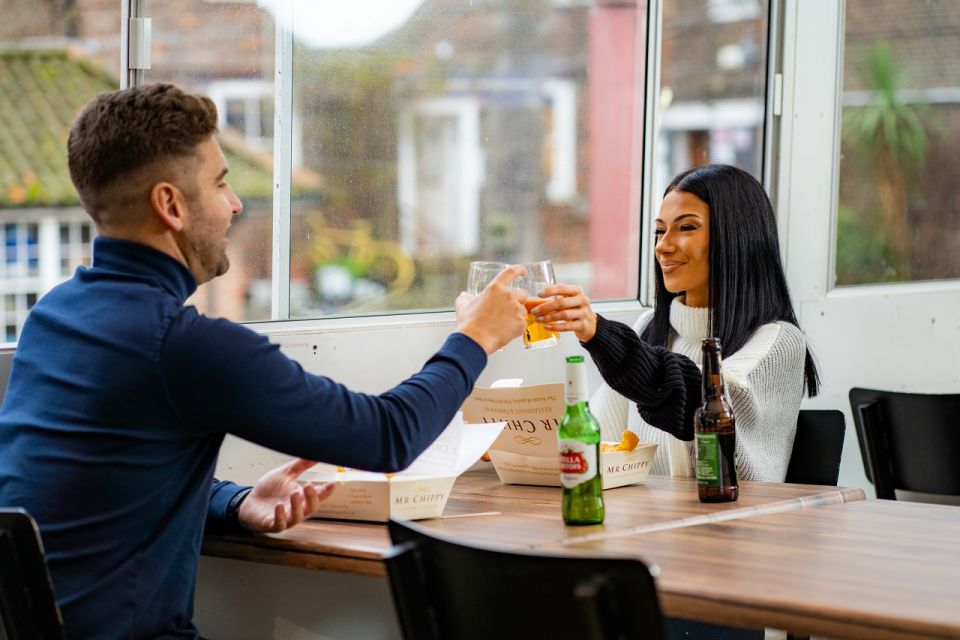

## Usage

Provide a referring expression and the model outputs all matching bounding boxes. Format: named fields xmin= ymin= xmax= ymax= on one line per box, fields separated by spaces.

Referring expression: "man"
xmin=0 ymin=84 xmax=526 ymax=639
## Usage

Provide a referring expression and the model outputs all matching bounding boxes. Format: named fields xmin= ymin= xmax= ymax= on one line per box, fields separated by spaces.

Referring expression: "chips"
xmin=600 ymin=429 xmax=640 ymax=453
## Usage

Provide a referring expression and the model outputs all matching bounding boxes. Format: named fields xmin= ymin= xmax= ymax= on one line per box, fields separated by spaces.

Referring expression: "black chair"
xmin=0 ymin=509 xmax=66 ymax=640
xmin=784 ymin=409 xmax=846 ymax=486
xmin=849 ymin=388 xmax=960 ymax=500
xmin=385 ymin=518 xmax=665 ymax=640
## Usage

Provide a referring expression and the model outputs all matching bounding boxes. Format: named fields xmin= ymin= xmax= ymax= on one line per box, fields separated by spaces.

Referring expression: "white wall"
xmin=196 ymin=557 xmax=399 ymax=640
xmin=777 ymin=0 xmax=960 ymax=495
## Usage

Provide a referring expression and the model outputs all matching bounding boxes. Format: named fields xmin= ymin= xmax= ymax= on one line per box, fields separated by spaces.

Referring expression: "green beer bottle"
xmin=558 ymin=355 xmax=605 ymax=525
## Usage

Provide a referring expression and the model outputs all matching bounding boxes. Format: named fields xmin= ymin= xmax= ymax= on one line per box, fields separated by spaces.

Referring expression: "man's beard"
xmin=215 ymin=251 xmax=230 ymax=277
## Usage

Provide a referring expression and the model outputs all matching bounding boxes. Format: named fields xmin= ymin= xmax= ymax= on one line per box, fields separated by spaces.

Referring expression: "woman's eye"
xmin=680 ymin=224 xmax=697 ymax=232
xmin=654 ymin=229 xmax=665 ymax=236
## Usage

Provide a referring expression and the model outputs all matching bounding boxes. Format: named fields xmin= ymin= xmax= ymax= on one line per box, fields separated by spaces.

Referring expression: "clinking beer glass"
xmin=515 ymin=260 xmax=560 ymax=349
xmin=466 ymin=261 xmax=508 ymax=296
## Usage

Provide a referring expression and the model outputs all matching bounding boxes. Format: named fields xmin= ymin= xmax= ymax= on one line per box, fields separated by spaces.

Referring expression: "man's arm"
xmin=206 ymin=459 xmax=336 ymax=533
xmin=161 ymin=267 xmax=527 ymax=473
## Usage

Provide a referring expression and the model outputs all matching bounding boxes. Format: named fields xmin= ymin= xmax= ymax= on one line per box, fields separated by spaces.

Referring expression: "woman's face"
xmin=655 ymin=189 xmax=710 ymax=308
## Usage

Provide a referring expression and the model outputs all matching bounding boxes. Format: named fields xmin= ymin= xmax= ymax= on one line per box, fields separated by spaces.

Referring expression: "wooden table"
xmin=202 ymin=468 xmax=863 ymax=577
xmin=200 ymin=471 xmax=960 ymax=638
xmin=539 ymin=499 xmax=960 ymax=639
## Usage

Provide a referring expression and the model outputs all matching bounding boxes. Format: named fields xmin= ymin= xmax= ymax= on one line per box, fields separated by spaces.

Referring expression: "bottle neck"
xmin=565 ymin=361 xmax=588 ymax=407
xmin=701 ymin=349 xmax=726 ymax=399
xmin=565 ymin=401 xmax=591 ymax=418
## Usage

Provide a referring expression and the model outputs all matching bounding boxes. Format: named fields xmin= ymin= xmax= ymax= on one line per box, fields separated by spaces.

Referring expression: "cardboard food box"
xmin=300 ymin=415 xmax=503 ymax=522
xmin=461 ymin=382 xmax=657 ymax=489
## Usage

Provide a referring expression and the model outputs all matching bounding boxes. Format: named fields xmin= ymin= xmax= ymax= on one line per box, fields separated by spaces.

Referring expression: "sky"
xmin=257 ymin=0 xmax=426 ymax=49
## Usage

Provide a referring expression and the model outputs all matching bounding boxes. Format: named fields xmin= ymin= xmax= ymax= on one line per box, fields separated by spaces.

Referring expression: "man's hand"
xmin=237 ymin=458 xmax=335 ymax=533
xmin=455 ymin=264 xmax=528 ymax=354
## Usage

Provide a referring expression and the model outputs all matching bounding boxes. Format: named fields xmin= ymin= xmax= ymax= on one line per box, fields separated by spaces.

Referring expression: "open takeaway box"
xmin=461 ymin=381 xmax=657 ymax=489
xmin=300 ymin=415 xmax=503 ymax=521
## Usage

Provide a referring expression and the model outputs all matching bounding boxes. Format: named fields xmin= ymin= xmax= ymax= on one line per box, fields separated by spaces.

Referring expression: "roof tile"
xmin=0 ymin=48 xmax=306 ymax=209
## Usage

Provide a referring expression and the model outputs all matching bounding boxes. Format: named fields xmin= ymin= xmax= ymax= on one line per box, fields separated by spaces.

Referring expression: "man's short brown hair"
xmin=68 ymin=83 xmax=219 ymax=221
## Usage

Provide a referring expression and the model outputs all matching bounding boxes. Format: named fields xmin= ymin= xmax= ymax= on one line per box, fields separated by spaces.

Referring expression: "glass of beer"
xmin=466 ymin=261 xmax=508 ymax=296
xmin=515 ymin=260 xmax=560 ymax=349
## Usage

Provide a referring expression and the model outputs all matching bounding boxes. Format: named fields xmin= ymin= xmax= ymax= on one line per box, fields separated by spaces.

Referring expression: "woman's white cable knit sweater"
xmin=582 ymin=298 xmax=806 ymax=482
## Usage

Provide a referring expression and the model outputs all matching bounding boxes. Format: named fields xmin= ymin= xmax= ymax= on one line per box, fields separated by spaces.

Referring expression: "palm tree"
xmin=842 ymin=42 xmax=927 ymax=279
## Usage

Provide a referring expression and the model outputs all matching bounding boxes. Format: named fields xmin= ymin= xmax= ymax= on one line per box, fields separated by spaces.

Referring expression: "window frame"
xmin=777 ymin=0 xmax=960 ymax=303
xmin=119 ymin=0 xmax=694 ymax=335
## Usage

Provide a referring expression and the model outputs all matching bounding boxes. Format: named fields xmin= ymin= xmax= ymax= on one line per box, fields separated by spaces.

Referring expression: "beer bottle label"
xmin=696 ymin=432 xmax=720 ymax=486
xmin=558 ymin=438 xmax=598 ymax=489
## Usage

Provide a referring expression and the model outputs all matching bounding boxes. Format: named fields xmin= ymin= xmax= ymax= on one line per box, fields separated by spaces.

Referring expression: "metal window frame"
xmin=121 ymin=0 xmax=295 ymax=320
xmin=119 ymin=0 xmax=668 ymax=328
xmin=638 ymin=0 xmax=662 ymax=308
xmin=120 ymin=0 xmax=147 ymax=88
xmin=271 ymin=0 xmax=294 ymax=320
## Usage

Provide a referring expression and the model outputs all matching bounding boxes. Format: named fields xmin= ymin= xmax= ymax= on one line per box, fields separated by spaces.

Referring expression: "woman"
xmin=535 ymin=164 xmax=819 ymax=482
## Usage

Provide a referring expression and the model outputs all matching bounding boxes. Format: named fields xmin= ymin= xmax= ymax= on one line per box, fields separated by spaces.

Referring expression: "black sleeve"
xmin=581 ymin=314 xmax=701 ymax=441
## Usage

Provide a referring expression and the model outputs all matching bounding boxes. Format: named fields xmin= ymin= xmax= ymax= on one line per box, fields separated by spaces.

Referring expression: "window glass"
xmin=287 ymin=0 xmax=647 ymax=316
xmin=4 ymin=2 xmax=712 ymax=330
xmin=0 ymin=1 xmax=119 ymax=341
xmin=837 ymin=1 xmax=960 ymax=286
xmin=59 ymin=220 xmax=96 ymax=278
xmin=656 ymin=0 xmax=769 ymax=195
xmin=147 ymin=0 xmax=277 ymax=321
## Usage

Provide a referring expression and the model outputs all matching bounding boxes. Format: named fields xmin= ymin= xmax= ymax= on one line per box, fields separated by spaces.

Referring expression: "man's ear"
xmin=149 ymin=182 xmax=187 ymax=232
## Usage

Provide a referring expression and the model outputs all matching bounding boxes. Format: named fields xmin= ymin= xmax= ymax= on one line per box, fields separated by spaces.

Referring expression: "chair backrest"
xmin=784 ymin=409 xmax=846 ymax=486
xmin=385 ymin=518 xmax=665 ymax=640
xmin=849 ymin=388 xmax=960 ymax=500
xmin=0 ymin=509 xmax=66 ymax=640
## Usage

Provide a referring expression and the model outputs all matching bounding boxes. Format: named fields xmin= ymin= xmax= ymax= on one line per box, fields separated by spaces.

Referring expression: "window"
xmin=656 ymin=0 xmax=769 ymax=196
xmin=141 ymin=0 xmax=767 ymax=320
xmin=0 ymin=2 xmax=120 ymax=342
xmin=285 ymin=1 xmax=647 ymax=318
xmin=207 ymin=80 xmax=285 ymax=155
xmin=141 ymin=1 xmax=649 ymax=320
xmin=147 ymin=0 xmax=277 ymax=322
xmin=707 ymin=0 xmax=761 ymax=25
xmin=837 ymin=0 xmax=960 ymax=286
xmin=2 ymin=1 xmax=776 ymax=334
xmin=3 ymin=223 xmax=40 ymax=278
xmin=59 ymin=221 xmax=95 ymax=278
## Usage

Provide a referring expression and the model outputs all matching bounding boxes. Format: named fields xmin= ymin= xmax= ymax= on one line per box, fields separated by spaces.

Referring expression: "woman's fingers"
xmin=530 ymin=282 xmax=597 ymax=342
xmin=545 ymin=320 xmax=580 ymax=333
xmin=535 ymin=296 xmax=589 ymax=323
xmin=539 ymin=283 xmax=583 ymax=297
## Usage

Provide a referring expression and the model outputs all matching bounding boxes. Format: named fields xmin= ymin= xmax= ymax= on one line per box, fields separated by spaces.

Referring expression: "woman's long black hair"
xmin=640 ymin=164 xmax=820 ymax=397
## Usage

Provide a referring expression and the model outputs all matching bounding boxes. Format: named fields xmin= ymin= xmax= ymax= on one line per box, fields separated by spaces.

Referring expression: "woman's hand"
xmin=531 ymin=284 xmax=598 ymax=343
